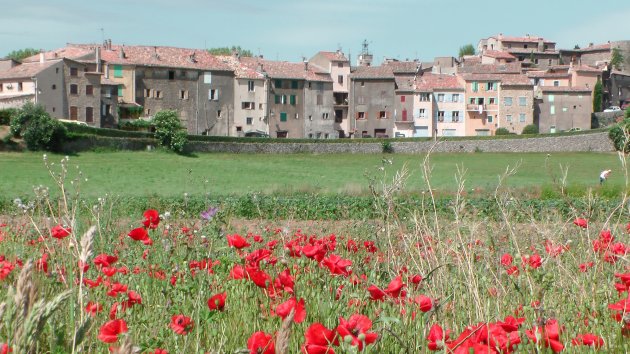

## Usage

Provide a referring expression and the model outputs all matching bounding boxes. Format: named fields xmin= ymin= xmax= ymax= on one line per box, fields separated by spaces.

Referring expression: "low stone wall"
xmin=64 ymin=132 xmax=615 ymax=154
xmin=593 ymin=111 xmax=625 ymax=128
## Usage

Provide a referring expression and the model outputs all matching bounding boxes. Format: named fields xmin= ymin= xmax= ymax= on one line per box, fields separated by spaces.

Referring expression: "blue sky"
xmin=3 ymin=0 xmax=629 ymax=64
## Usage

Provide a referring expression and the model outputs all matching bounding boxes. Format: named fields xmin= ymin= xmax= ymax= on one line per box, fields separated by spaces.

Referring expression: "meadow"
xmin=0 ymin=151 xmax=629 ymax=353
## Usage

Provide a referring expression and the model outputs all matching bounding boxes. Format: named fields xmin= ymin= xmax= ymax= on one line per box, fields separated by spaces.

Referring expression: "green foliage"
xmin=0 ymin=108 xmax=17 ymax=125
xmin=593 ymin=79 xmax=603 ymax=112
xmin=153 ymin=110 xmax=188 ymax=153
xmin=458 ymin=44 xmax=476 ymax=57
xmin=495 ymin=127 xmax=510 ymax=135
xmin=611 ymin=47 xmax=624 ymax=71
xmin=63 ymin=123 xmax=154 ymax=139
xmin=381 ymin=141 xmax=394 ymax=153
xmin=207 ymin=46 xmax=254 ymax=57
xmin=10 ymin=103 xmax=67 ymax=151
xmin=118 ymin=118 xmax=153 ymax=130
xmin=608 ymin=118 xmax=630 ymax=152
xmin=626 ymin=106 xmax=630 ymax=119
xmin=521 ymin=124 xmax=539 ymax=134
xmin=3 ymin=48 xmax=40 ymax=61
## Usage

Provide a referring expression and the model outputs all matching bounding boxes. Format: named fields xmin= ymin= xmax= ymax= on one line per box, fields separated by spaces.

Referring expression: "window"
xmin=419 ymin=108 xmax=426 ymax=118
xmin=155 ymin=90 xmax=162 ymax=99
xmin=51 ymin=84 xmax=56 ymax=90
xmin=209 ymin=89 xmax=219 ymax=100
xmin=486 ymin=82 xmax=496 ymax=91
xmin=338 ymin=75 xmax=343 ymax=84
xmin=85 ymin=107 xmax=93 ymax=122
xmin=437 ymin=94 xmax=444 ymax=102
xmin=504 ymin=97 xmax=513 ymax=106
xmin=290 ymin=95 xmax=296 ymax=105
xmin=519 ymin=97 xmax=526 ymax=106
xmin=379 ymin=111 xmax=386 ymax=119
xmin=550 ymin=105 xmax=555 ymax=115
xmin=85 ymin=85 xmax=93 ymax=95
xmin=401 ymin=95 xmax=406 ymax=103
xmin=281 ymin=95 xmax=287 ymax=104
xmin=248 ymin=80 xmax=255 ymax=92
xmin=280 ymin=112 xmax=287 ymax=122
xmin=358 ymin=111 xmax=366 ymax=119
xmin=472 ymin=82 xmax=478 ymax=92
xmin=275 ymin=79 xmax=282 ymax=88
xmin=322 ymin=113 xmax=329 ymax=119
xmin=553 ymin=81 xmax=559 ymax=87
xmin=487 ymin=115 xmax=493 ymax=123
xmin=242 ymin=102 xmax=255 ymax=110
xmin=246 ymin=117 xmax=253 ymax=125
xmin=70 ymin=67 xmax=78 ymax=76
xmin=70 ymin=106 xmax=78 ymax=120
xmin=17 ymin=82 xmax=23 ymax=91
xmin=524 ymin=44 xmax=528 ymax=49
xmin=144 ymin=89 xmax=151 ymax=97
xmin=335 ymin=110 xmax=343 ymax=123
xmin=113 ymin=65 xmax=123 ymax=78
xmin=275 ymin=95 xmax=281 ymax=104
xmin=117 ymin=85 xmax=123 ymax=97
xmin=452 ymin=94 xmax=459 ymax=102
xmin=291 ymin=80 xmax=298 ymax=89
xmin=324 ymin=133 xmax=329 ymax=139
xmin=180 ymin=90 xmax=188 ymax=100
xmin=452 ymin=111 xmax=460 ymax=122
xmin=519 ymin=113 xmax=526 ymax=122
xmin=360 ymin=81 xmax=365 ymax=87
xmin=506 ymin=114 xmax=512 ymax=122
xmin=308 ymin=133 xmax=313 ymax=139
xmin=204 ymin=72 xmax=212 ymax=83
xmin=402 ymin=109 xmax=408 ymax=121
xmin=70 ymin=84 xmax=78 ymax=95
xmin=419 ymin=93 xmax=430 ymax=101
xmin=469 ymin=97 xmax=476 ymax=104
xmin=489 ymin=97 xmax=496 ymax=105
xmin=338 ymin=62 xmax=343 ymax=68
xmin=438 ymin=111 xmax=445 ymax=122
xmin=168 ymin=71 xmax=175 ymax=80
xmin=217 ymin=110 xmax=222 ymax=119
xmin=317 ymin=95 xmax=323 ymax=105
xmin=259 ymin=103 xmax=263 ymax=110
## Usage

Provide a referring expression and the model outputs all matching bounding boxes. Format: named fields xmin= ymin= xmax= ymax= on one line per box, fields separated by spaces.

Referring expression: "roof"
xmin=239 ymin=57 xmax=332 ymax=82
xmin=561 ymin=43 xmax=611 ymax=53
xmin=383 ymin=60 xmax=421 ymax=74
xmin=495 ymin=35 xmax=555 ymax=44
xmin=458 ymin=62 xmax=522 ymax=74
xmin=0 ymin=60 xmax=59 ymax=80
xmin=540 ymin=86 xmax=592 ymax=93
xmin=0 ymin=93 xmax=35 ymax=100
xmin=506 ymin=49 xmax=559 ymax=55
xmin=526 ymin=71 xmax=570 ymax=79
xmin=482 ymin=50 xmax=516 ymax=60
xmin=316 ymin=51 xmax=348 ymax=62
xmin=573 ymin=64 xmax=601 ymax=73
xmin=216 ymin=55 xmax=265 ymax=80
xmin=21 ymin=47 xmax=95 ymax=63
xmin=460 ymin=73 xmax=532 ymax=86
xmin=414 ymin=73 xmax=463 ymax=92
xmin=349 ymin=65 xmax=394 ymax=79
xmin=69 ymin=43 xmax=233 ymax=71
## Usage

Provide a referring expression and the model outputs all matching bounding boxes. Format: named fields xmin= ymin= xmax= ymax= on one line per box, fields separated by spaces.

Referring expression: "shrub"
xmin=381 ymin=141 xmax=394 ymax=153
xmin=0 ymin=108 xmax=17 ymax=125
xmin=522 ymin=124 xmax=539 ymax=135
xmin=10 ymin=103 xmax=67 ymax=151
xmin=608 ymin=118 xmax=630 ymax=152
xmin=495 ymin=127 xmax=510 ymax=135
xmin=153 ymin=110 xmax=188 ymax=153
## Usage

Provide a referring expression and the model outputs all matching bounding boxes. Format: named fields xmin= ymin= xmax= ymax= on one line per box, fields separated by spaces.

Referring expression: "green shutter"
xmin=117 ymin=85 xmax=123 ymax=97
xmin=280 ymin=112 xmax=287 ymax=122
xmin=275 ymin=95 xmax=280 ymax=104
xmin=472 ymin=82 xmax=478 ymax=92
xmin=114 ymin=65 xmax=123 ymax=78
xmin=291 ymin=80 xmax=298 ymax=89
xmin=275 ymin=80 xmax=282 ymax=88
xmin=290 ymin=95 xmax=296 ymax=105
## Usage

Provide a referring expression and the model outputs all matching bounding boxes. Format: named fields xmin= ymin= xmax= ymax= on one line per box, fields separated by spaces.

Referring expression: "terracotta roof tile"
xmin=540 ymin=86 xmax=592 ymax=93
xmin=0 ymin=60 xmax=59 ymax=79
xmin=526 ymin=71 xmax=570 ymax=79
xmin=458 ymin=63 xmax=522 ymax=74
xmin=506 ymin=49 xmax=559 ymax=55
xmin=483 ymin=50 xmax=516 ymax=60
xmin=414 ymin=73 xmax=463 ymax=92
xmin=496 ymin=35 xmax=555 ymax=44
xmin=21 ymin=47 xmax=94 ymax=63
xmin=317 ymin=51 xmax=348 ymax=62
xmin=573 ymin=64 xmax=601 ymax=73
xmin=460 ymin=73 xmax=532 ymax=86
xmin=349 ymin=65 xmax=394 ymax=79
xmin=216 ymin=55 xmax=265 ymax=79
xmin=383 ymin=61 xmax=421 ymax=74
xmin=239 ymin=57 xmax=332 ymax=82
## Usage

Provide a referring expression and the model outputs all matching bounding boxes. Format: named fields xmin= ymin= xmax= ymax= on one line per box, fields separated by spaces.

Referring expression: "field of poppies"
xmin=1 ymin=155 xmax=630 ymax=353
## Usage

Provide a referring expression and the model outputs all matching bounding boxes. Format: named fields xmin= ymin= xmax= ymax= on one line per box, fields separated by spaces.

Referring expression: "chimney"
xmin=39 ymin=52 xmax=45 ymax=64
xmin=119 ymin=46 xmax=125 ymax=59
xmin=257 ymin=63 xmax=264 ymax=72
xmin=95 ymin=46 xmax=101 ymax=72
xmin=108 ymin=39 xmax=112 ymax=50
xmin=188 ymin=51 xmax=197 ymax=63
xmin=152 ymin=46 xmax=159 ymax=60
xmin=589 ymin=42 xmax=594 ymax=47
xmin=303 ymin=57 xmax=308 ymax=71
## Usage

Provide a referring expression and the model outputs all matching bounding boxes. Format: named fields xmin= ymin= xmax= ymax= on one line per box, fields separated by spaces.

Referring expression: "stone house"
xmin=309 ymin=51 xmax=351 ymax=137
xmin=536 ymin=87 xmax=592 ymax=133
xmin=478 ymin=34 xmax=560 ymax=69
xmin=411 ymin=73 xmax=466 ymax=137
xmin=349 ymin=65 xmax=396 ymax=138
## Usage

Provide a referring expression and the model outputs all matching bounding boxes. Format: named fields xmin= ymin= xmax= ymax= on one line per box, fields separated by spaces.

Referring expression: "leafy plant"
xmin=0 ymin=108 xmax=17 ymax=125
xmin=458 ymin=44 xmax=475 ymax=58
xmin=3 ymin=48 xmax=40 ymax=61
xmin=521 ymin=124 xmax=539 ymax=135
xmin=10 ymin=102 xmax=67 ymax=151
xmin=593 ymin=79 xmax=603 ymax=112
xmin=611 ymin=47 xmax=624 ymax=71
xmin=381 ymin=141 xmax=394 ymax=153
xmin=608 ymin=117 xmax=630 ymax=152
xmin=495 ymin=127 xmax=510 ymax=135
xmin=152 ymin=110 xmax=188 ymax=153
xmin=207 ymin=46 xmax=254 ymax=57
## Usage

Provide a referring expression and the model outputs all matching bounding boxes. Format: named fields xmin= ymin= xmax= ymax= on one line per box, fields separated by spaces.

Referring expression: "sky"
xmin=2 ymin=0 xmax=630 ymax=65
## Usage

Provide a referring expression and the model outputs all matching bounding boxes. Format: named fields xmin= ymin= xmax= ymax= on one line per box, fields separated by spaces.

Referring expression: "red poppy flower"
xmin=571 ymin=333 xmax=604 ymax=348
xmin=415 ymin=295 xmax=434 ymax=312
xmin=128 ymin=227 xmax=149 ymax=242
xmin=246 ymin=266 xmax=272 ymax=288
xmin=85 ymin=301 xmax=103 ymax=316
xmin=247 ymin=331 xmax=275 ymax=354
xmin=230 ymin=265 xmax=246 ymax=279
xmin=107 ymin=283 xmax=128 ymax=297
xmin=500 ymin=253 xmax=513 ymax=267
xmin=384 ymin=275 xmax=405 ymax=298
xmin=227 ymin=234 xmax=251 ymax=249
xmin=427 ymin=324 xmax=449 ymax=351
xmin=170 ymin=314 xmax=193 ymax=335
xmin=573 ymin=218 xmax=588 ymax=228
xmin=275 ymin=297 xmax=306 ymax=323
xmin=35 ymin=253 xmax=48 ymax=274
xmin=142 ymin=209 xmax=160 ymax=229
xmin=149 ymin=350 xmax=168 ymax=354
xmin=97 ymin=319 xmax=128 ymax=343
xmin=94 ymin=254 xmax=118 ymax=268
xmin=322 ymin=254 xmax=352 ymax=277
xmin=51 ymin=224 xmax=71 ymax=239
xmin=274 ymin=269 xmax=295 ymax=294
xmin=0 ymin=261 xmax=15 ymax=280
xmin=525 ymin=318 xmax=564 ymax=353
xmin=335 ymin=314 xmax=378 ymax=351
xmin=367 ymin=285 xmax=386 ymax=301
xmin=125 ymin=291 xmax=142 ymax=308
xmin=302 ymin=322 xmax=338 ymax=354
xmin=0 ymin=343 xmax=11 ymax=354
xmin=208 ymin=292 xmax=227 ymax=311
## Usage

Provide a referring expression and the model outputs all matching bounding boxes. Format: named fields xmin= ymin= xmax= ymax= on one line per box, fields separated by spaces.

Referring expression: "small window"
xmin=550 ymin=105 xmax=555 ymax=115
xmin=144 ymin=89 xmax=151 ymax=97
xmin=51 ymin=84 xmax=56 ymax=90
xmin=70 ymin=67 xmax=78 ymax=76
xmin=155 ymin=90 xmax=162 ymax=99
xmin=322 ymin=113 xmax=329 ymax=120
xmin=486 ymin=82 xmax=495 ymax=91
xmin=338 ymin=62 xmax=343 ymax=68
xmin=358 ymin=111 xmax=366 ymax=119
xmin=553 ymin=81 xmax=559 ymax=87
xmin=242 ymin=102 xmax=255 ymax=110
xmin=519 ymin=113 xmax=526 ymax=122
xmin=401 ymin=95 xmax=406 ymax=103
xmin=506 ymin=114 xmax=512 ymax=122
xmin=452 ymin=111 xmax=460 ymax=122
xmin=17 ymin=82 xmax=23 ymax=91
xmin=419 ymin=108 xmax=426 ymax=118
xmin=519 ymin=97 xmax=527 ymax=106
xmin=246 ymin=117 xmax=253 ymax=125
xmin=217 ymin=110 xmax=222 ymax=119
xmin=489 ymin=97 xmax=496 ymax=105
xmin=379 ymin=111 xmax=386 ymax=119
xmin=70 ymin=84 xmax=78 ymax=95
xmin=280 ymin=112 xmax=287 ymax=122
xmin=360 ymin=81 xmax=365 ymax=87
xmin=338 ymin=75 xmax=343 ymax=84
xmin=487 ymin=115 xmax=493 ymax=123
xmin=437 ymin=94 xmax=444 ymax=102
xmin=419 ymin=93 xmax=430 ymax=102
xmin=452 ymin=94 xmax=459 ymax=102
xmin=168 ymin=71 xmax=175 ymax=80
xmin=295 ymin=113 xmax=299 ymax=119
xmin=504 ymin=97 xmax=513 ymax=106
xmin=117 ymin=85 xmax=123 ymax=97
xmin=248 ymin=81 xmax=255 ymax=92
xmin=438 ymin=111 xmax=445 ymax=122
xmin=85 ymin=107 xmax=93 ymax=122
xmin=86 ymin=85 xmax=93 ymax=95
xmin=281 ymin=95 xmax=287 ymax=104
xmin=180 ymin=90 xmax=188 ymax=99
xmin=291 ymin=80 xmax=298 ymax=89
xmin=209 ymin=89 xmax=219 ymax=100
xmin=236 ymin=126 xmax=242 ymax=132
xmin=275 ymin=95 xmax=281 ymax=104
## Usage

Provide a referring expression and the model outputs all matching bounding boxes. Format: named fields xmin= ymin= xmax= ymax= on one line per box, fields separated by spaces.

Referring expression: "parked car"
xmin=621 ymin=100 xmax=630 ymax=110
xmin=244 ymin=130 xmax=269 ymax=138
xmin=604 ymin=106 xmax=622 ymax=112
xmin=566 ymin=127 xmax=582 ymax=132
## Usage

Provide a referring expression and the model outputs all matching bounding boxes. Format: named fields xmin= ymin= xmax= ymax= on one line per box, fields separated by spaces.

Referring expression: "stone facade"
xmin=64 ymin=59 xmax=103 ymax=127
xmin=536 ymin=88 xmax=593 ymax=133
xmin=498 ymin=84 xmax=534 ymax=134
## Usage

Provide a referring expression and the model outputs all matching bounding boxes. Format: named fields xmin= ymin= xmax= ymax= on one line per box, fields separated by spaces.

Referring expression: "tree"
xmin=153 ymin=110 xmax=188 ymax=153
xmin=522 ymin=124 xmax=539 ymax=135
xmin=495 ymin=127 xmax=510 ymax=135
xmin=593 ymin=79 xmax=603 ymax=112
xmin=609 ymin=118 xmax=630 ymax=152
xmin=458 ymin=44 xmax=476 ymax=58
xmin=4 ymin=48 xmax=40 ymax=62
xmin=207 ymin=46 xmax=253 ymax=57
xmin=611 ymin=47 xmax=624 ymax=71
xmin=10 ymin=102 xmax=67 ymax=151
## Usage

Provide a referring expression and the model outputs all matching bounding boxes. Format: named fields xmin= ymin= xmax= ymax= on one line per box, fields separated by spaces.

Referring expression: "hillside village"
xmin=1 ymin=34 xmax=629 ymax=139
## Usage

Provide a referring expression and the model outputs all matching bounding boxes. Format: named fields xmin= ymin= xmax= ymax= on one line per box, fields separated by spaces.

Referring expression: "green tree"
xmin=495 ymin=127 xmax=510 ymax=135
xmin=522 ymin=124 xmax=539 ymax=134
xmin=458 ymin=44 xmax=476 ymax=58
xmin=153 ymin=110 xmax=188 ymax=153
xmin=611 ymin=47 xmax=624 ymax=71
xmin=10 ymin=102 xmax=67 ymax=151
xmin=4 ymin=48 xmax=40 ymax=61
xmin=207 ymin=46 xmax=253 ymax=57
xmin=593 ymin=79 xmax=603 ymax=112
xmin=609 ymin=118 xmax=630 ymax=152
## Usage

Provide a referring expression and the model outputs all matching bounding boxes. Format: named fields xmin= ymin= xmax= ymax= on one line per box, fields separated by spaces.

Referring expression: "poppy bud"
xmin=358 ymin=333 xmax=366 ymax=341
xmin=344 ymin=335 xmax=353 ymax=344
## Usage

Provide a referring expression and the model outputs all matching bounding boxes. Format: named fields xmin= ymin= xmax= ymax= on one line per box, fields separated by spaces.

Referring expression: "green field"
xmin=0 ymin=151 xmax=625 ymax=199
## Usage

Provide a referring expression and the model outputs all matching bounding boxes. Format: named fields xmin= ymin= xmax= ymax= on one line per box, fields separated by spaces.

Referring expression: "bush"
xmin=522 ymin=124 xmax=539 ymax=135
xmin=381 ymin=141 xmax=394 ymax=153
xmin=609 ymin=118 xmax=630 ymax=152
xmin=495 ymin=127 xmax=510 ymax=135
xmin=153 ymin=110 xmax=188 ymax=153
xmin=0 ymin=108 xmax=17 ymax=125
xmin=10 ymin=103 xmax=67 ymax=151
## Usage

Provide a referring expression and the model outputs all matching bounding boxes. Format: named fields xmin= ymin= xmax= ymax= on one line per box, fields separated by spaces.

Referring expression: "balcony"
xmin=466 ymin=104 xmax=498 ymax=112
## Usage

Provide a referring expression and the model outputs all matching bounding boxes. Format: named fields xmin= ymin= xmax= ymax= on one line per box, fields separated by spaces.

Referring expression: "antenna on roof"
xmin=100 ymin=28 xmax=104 ymax=44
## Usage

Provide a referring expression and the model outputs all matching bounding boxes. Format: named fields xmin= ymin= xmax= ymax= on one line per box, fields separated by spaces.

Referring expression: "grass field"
xmin=0 ymin=151 xmax=625 ymax=199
